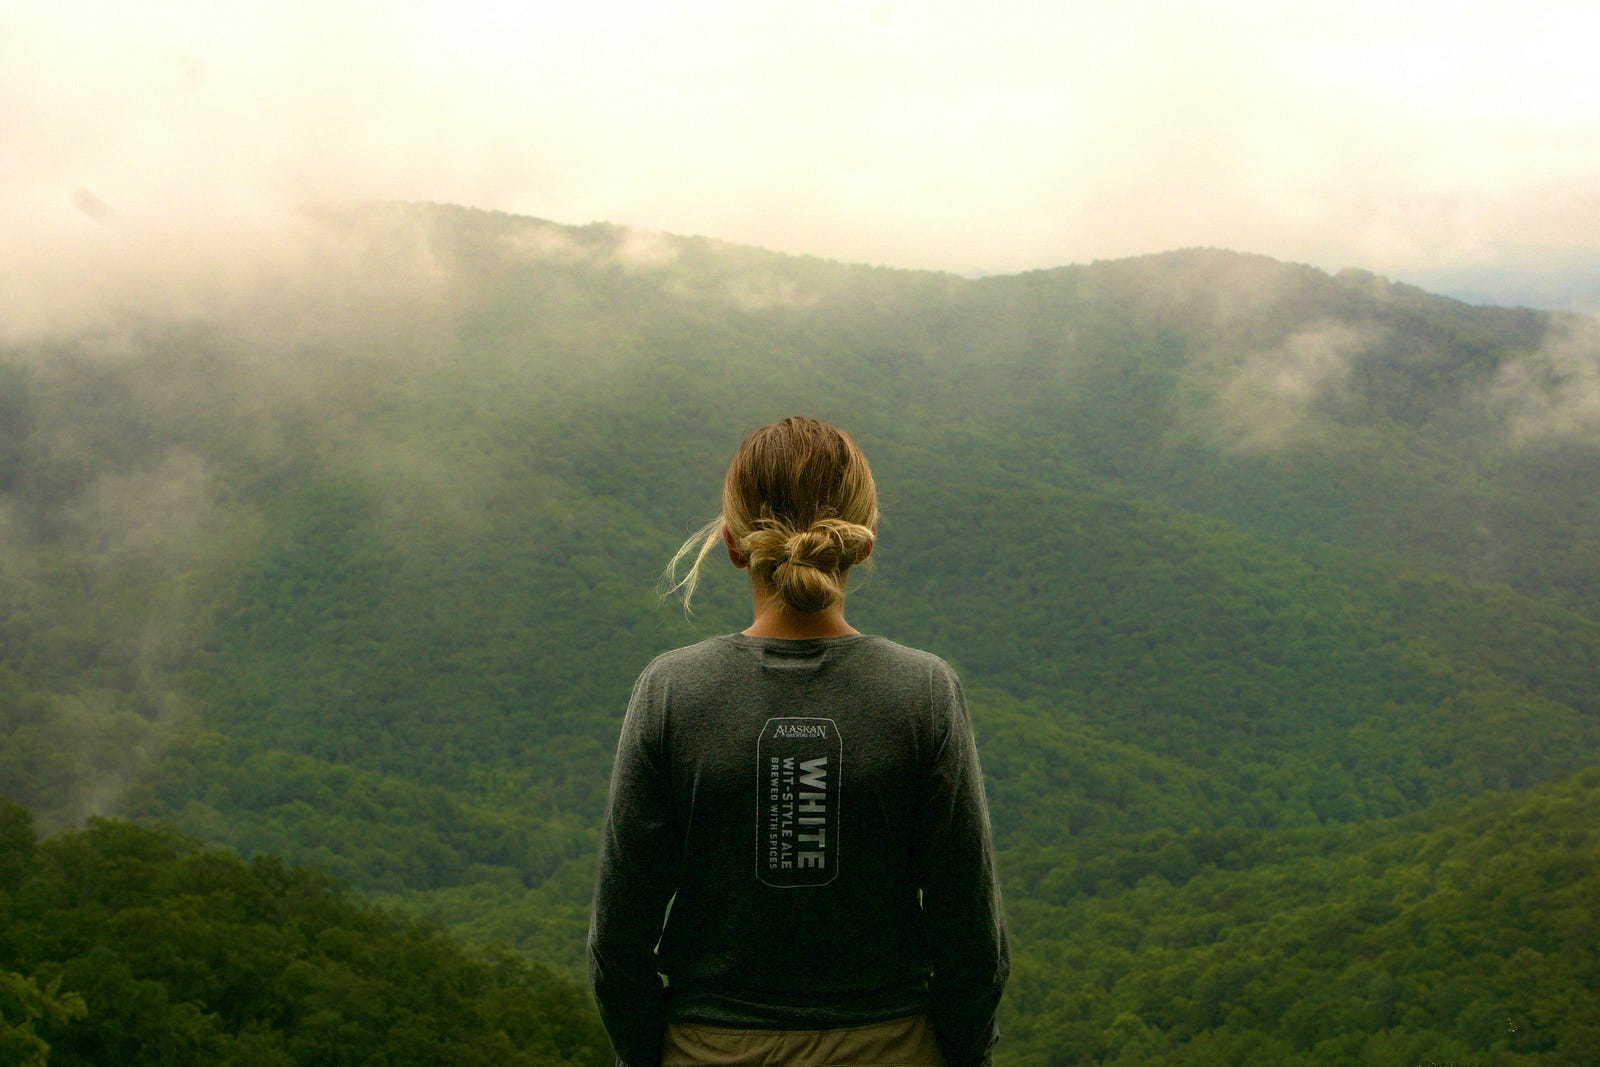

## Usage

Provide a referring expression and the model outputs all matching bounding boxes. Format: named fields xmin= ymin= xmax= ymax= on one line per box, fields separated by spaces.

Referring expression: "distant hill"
xmin=0 ymin=800 xmax=612 ymax=1067
xmin=3 ymin=203 xmax=1598 ymax=1063
xmin=1398 ymin=245 xmax=1600 ymax=316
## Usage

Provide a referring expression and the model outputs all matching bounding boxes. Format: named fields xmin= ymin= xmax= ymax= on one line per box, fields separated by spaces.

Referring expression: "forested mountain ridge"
xmin=0 ymin=799 xmax=612 ymax=1065
xmin=3 ymin=202 xmax=1598 ymax=1063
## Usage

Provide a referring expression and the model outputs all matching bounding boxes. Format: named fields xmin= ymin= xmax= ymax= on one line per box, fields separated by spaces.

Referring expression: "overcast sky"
xmin=7 ymin=0 xmax=1600 ymax=317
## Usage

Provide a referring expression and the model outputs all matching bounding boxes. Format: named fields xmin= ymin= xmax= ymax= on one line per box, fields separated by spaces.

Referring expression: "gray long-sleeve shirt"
xmin=588 ymin=633 xmax=1009 ymax=1067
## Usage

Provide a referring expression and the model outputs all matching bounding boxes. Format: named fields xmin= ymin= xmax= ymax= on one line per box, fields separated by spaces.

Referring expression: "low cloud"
xmin=1492 ymin=315 xmax=1600 ymax=443
xmin=7 ymin=0 xmax=1600 ymax=299
xmin=0 ymin=448 xmax=263 ymax=829
xmin=711 ymin=274 xmax=823 ymax=313
xmin=1210 ymin=320 xmax=1371 ymax=449
xmin=2 ymin=197 xmax=458 ymax=350
xmin=499 ymin=218 xmax=680 ymax=272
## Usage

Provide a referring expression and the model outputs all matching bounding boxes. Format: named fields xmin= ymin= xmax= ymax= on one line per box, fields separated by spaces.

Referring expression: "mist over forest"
xmin=3 ymin=203 xmax=1599 ymax=1064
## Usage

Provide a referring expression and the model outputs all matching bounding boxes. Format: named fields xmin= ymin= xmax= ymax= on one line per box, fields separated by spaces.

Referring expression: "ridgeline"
xmin=3 ymin=204 xmax=1598 ymax=1063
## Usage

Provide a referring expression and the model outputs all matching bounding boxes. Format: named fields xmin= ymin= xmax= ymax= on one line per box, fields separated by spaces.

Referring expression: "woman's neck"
xmin=742 ymin=583 xmax=857 ymax=639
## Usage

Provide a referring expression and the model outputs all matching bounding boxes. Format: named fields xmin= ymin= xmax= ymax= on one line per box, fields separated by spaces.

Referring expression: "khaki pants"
xmin=661 ymin=1013 xmax=948 ymax=1067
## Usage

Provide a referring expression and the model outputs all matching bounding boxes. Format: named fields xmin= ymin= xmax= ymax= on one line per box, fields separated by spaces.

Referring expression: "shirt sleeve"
xmin=918 ymin=667 xmax=1011 ymax=1067
xmin=588 ymin=666 xmax=680 ymax=1067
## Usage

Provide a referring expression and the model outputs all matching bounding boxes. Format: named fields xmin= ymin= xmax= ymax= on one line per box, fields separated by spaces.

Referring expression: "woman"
xmin=588 ymin=417 xmax=1008 ymax=1067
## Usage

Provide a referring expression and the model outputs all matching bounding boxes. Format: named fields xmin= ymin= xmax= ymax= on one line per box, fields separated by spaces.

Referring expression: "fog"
xmin=5 ymin=0 xmax=1600 ymax=828
xmin=7 ymin=0 xmax=1600 ymax=340
xmin=1495 ymin=315 xmax=1600 ymax=442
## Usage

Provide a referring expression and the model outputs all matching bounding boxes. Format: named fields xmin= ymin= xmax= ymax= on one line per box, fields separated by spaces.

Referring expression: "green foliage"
xmin=5 ymin=207 xmax=1600 ymax=1059
xmin=0 ymin=969 xmax=86 ymax=1067
xmin=0 ymin=801 xmax=610 ymax=1066
xmin=995 ymin=766 xmax=1600 ymax=1065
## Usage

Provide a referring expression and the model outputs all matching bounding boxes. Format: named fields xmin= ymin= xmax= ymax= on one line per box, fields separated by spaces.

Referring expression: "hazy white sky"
xmin=7 ymin=0 xmax=1600 ymax=296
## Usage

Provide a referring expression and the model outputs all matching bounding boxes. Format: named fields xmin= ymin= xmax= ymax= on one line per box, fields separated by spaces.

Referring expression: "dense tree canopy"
xmin=4 ymin=205 xmax=1599 ymax=1062
xmin=0 ymin=801 xmax=610 ymax=1067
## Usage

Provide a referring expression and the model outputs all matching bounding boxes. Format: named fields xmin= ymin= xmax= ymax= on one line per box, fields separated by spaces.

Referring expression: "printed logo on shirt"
xmin=756 ymin=717 xmax=842 ymax=888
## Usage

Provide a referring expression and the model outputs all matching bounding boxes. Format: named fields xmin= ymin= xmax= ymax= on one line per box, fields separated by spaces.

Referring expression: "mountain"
xmin=0 ymin=799 xmax=612 ymax=1066
xmin=1398 ymin=245 xmax=1600 ymax=316
xmin=3 ymin=203 xmax=1598 ymax=1063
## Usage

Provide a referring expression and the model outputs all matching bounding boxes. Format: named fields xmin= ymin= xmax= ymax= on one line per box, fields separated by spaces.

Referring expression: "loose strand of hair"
xmin=660 ymin=517 xmax=725 ymax=614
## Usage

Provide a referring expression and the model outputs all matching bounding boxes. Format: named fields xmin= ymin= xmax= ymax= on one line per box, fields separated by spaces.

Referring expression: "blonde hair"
xmin=665 ymin=416 xmax=877 ymax=615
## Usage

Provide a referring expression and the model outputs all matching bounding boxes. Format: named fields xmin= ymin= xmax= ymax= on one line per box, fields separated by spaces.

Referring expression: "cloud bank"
xmin=6 ymin=0 xmax=1600 ymax=326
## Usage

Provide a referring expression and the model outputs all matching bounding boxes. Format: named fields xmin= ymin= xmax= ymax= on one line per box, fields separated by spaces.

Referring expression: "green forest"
xmin=0 ymin=801 xmax=610 ymax=1066
xmin=3 ymin=204 xmax=1599 ymax=1063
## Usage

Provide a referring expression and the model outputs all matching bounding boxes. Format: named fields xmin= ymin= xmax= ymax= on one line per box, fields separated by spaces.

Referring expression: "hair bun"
xmin=740 ymin=518 xmax=873 ymax=614
xmin=782 ymin=527 xmax=847 ymax=572
xmin=769 ymin=558 xmax=839 ymax=615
